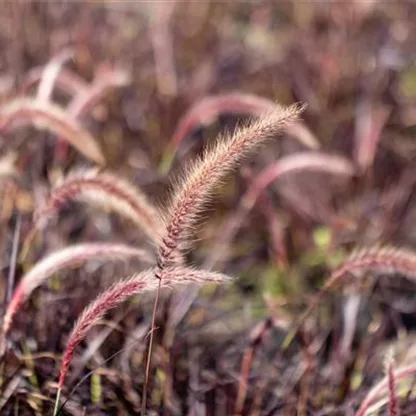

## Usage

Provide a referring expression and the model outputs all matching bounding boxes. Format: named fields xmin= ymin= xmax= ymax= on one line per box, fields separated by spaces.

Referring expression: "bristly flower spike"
xmin=2 ymin=243 xmax=153 ymax=338
xmin=157 ymin=104 xmax=304 ymax=273
xmin=34 ymin=169 xmax=165 ymax=242
xmin=57 ymin=266 xmax=230 ymax=389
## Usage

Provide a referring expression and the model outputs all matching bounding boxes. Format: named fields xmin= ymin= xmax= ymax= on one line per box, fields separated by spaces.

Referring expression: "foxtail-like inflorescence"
xmin=157 ymin=105 xmax=304 ymax=273
xmin=1 ymin=54 xmax=130 ymax=166
xmin=239 ymin=152 xmax=355 ymax=211
xmin=2 ymin=243 xmax=153 ymax=337
xmin=326 ymin=246 xmax=416 ymax=291
xmin=293 ymin=246 xmax=416 ymax=349
xmin=34 ymin=169 xmax=165 ymax=242
xmin=170 ymin=93 xmax=318 ymax=151
xmin=0 ymin=98 xmax=105 ymax=164
xmin=57 ymin=266 xmax=231 ymax=389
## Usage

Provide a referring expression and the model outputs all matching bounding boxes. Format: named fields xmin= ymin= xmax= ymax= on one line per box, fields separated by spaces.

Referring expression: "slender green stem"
xmin=53 ymin=387 xmax=61 ymax=416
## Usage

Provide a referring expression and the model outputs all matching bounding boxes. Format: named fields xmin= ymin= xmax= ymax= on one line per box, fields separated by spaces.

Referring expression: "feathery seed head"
xmin=0 ymin=98 xmax=105 ymax=164
xmin=171 ymin=93 xmax=318 ymax=150
xmin=2 ymin=243 xmax=153 ymax=337
xmin=58 ymin=266 xmax=231 ymax=388
xmin=157 ymin=105 xmax=304 ymax=270
xmin=329 ymin=246 xmax=416 ymax=289
xmin=34 ymin=169 xmax=164 ymax=242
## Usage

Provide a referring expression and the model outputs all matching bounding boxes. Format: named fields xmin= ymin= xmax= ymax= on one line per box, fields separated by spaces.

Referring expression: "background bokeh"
xmin=1 ymin=1 xmax=416 ymax=415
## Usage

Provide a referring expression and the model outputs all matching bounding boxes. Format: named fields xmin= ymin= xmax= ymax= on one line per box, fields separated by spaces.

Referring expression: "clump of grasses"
xmin=9 ymin=80 xmax=412 ymax=414
xmin=46 ymin=103 xmax=303 ymax=414
xmin=2 ymin=5 xmax=416 ymax=416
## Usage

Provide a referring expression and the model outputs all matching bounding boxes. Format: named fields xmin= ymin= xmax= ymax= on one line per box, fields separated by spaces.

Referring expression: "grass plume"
xmin=327 ymin=246 xmax=416 ymax=289
xmin=143 ymin=105 xmax=302 ymax=410
xmin=2 ymin=243 xmax=153 ymax=338
xmin=288 ymin=246 xmax=416 ymax=351
xmin=1 ymin=55 xmax=130 ymax=167
xmin=171 ymin=93 xmax=318 ymax=150
xmin=34 ymin=169 xmax=164 ymax=241
xmin=57 ymin=266 xmax=230 ymax=389
xmin=157 ymin=104 xmax=303 ymax=272
xmin=0 ymin=98 xmax=105 ymax=164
